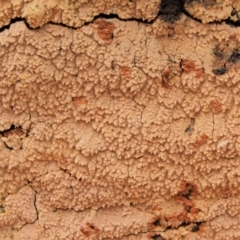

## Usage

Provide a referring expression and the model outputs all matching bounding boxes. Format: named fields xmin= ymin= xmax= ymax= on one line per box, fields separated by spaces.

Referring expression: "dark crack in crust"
xmin=151 ymin=234 xmax=163 ymax=240
xmin=159 ymin=0 xmax=184 ymax=23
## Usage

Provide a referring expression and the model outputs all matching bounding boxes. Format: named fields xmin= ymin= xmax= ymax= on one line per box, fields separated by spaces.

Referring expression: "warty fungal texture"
xmin=1 ymin=0 xmax=240 ymax=239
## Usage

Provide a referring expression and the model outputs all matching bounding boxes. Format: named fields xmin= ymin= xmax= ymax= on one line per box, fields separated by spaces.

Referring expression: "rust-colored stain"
xmin=80 ymin=222 xmax=100 ymax=237
xmin=161 ymin=181 xmax=205 ymax=232
xmin=120 ymin=66 xmax=131 ymax=80
xmin=52 ymin=8 xmax=61 ymax=15
xmin=181 ymin=60 xmax=204 ymax=78
xmin=147 ymin=182 xmax=202 ymax=233
xmin=161 ymin=70 xmax=173 ymax=89
xmin=190 ymin=207 xmax=201 ymax=215
xmin=174 ymin=182 xmax=199 ymax=219
xmin=151 ymin=206 xmax=162 ymax=212
xmin=195 ymin=67 xmax=205 ymax=78
xmin=96 ymin=19 xmax=115 ymax=42
xmin=193 ymin=134 xmax=209 ymax=147
xmin=58 ymin=156 xmax=69 ymax=167
xmin=176 ymin=181 xmax=199 ymax=200
xmin=181 ymin=60 xmax=196 ymax=73
xmin=72 ymin=97 xmax=88 ymax=107
xmin=169 ymin=212 xmax=191 ymax=226
xmin=211 ymin=99 xmax=222 ymax=114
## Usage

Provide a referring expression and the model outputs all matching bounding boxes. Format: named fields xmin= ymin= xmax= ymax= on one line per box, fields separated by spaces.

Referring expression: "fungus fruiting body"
xmin=1 ymin=0 xmax=240 ymax=239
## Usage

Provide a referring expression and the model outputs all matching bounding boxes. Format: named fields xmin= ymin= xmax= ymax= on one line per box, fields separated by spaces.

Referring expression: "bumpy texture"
xmin=1 ymin=0 xmax=240 ymax=239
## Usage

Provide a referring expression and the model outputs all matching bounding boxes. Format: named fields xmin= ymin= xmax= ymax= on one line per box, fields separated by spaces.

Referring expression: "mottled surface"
xmin=1 ymin=0 xmax=240 ymax=239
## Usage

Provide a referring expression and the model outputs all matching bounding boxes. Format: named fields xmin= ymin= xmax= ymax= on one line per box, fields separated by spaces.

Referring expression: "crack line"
xmin=0 ymin=1 xmax=239 ymax=34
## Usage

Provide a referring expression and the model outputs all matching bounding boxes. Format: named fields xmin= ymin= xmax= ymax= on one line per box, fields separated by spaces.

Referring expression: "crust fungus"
xmin=1 ymin=0 xmax=240 ymax=239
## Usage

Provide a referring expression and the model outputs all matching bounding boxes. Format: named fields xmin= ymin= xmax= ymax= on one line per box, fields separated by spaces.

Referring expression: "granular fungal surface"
xmin=1 ymin=0 xmax=240 ymax=239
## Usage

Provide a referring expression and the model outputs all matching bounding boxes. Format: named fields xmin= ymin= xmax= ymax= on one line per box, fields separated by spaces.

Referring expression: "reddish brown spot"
xmin=176 ymin=181 xmax=199 ymax=200
xmin=190 ymin=207 xmax=201 ymax=217
xmin=211 ymin=99 xmax=222 ymax=114
xmin=181 ymin=60 xmax=196 ymax=73
xmin=96 ymin=19 xmax=115 ymax=42
xmin=165 ymin=182 xmax=202 ymax=229
xmin=58 ymin=156 xmax=69 ymax=167
xmin=52 ymin=8 xmax=61 ymax=15
xmin=120 ymin=66 xmax=131 ymax=81
xmin=72 ymin=97 xmax=88 ymax=107
xmin=195 ymin=68 xmax=205 ymax=78
xmin=80 ymin=227 xmax=91 ymax=237
xmin=151 ymin=206 xmax=162 ymax=212
xmin=181 ymin=60 xmax=205 ymax=78
xmin=174 ymin=182 xmax=199 ymax=218
xmin=80 ymin=222 xmax=100 ymax=237
xmin=161 ymin=70 xmax=173 ymax=89
xmin=193 ymin=134 xmax=209 ymax=147
xmin=178 ymin=211 xmax=190 ymax=222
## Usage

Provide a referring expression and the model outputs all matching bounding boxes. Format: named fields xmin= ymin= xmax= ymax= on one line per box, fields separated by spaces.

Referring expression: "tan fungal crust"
xmin=0 ymin=0 xmax=160 ymax=29
xmin=1 ymin=0 xmax=240 ymax=239
xmin=0 ymin=0 xmax=238 ymax=30
xmin=184 ymin=0 xmax=233 ymax=23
